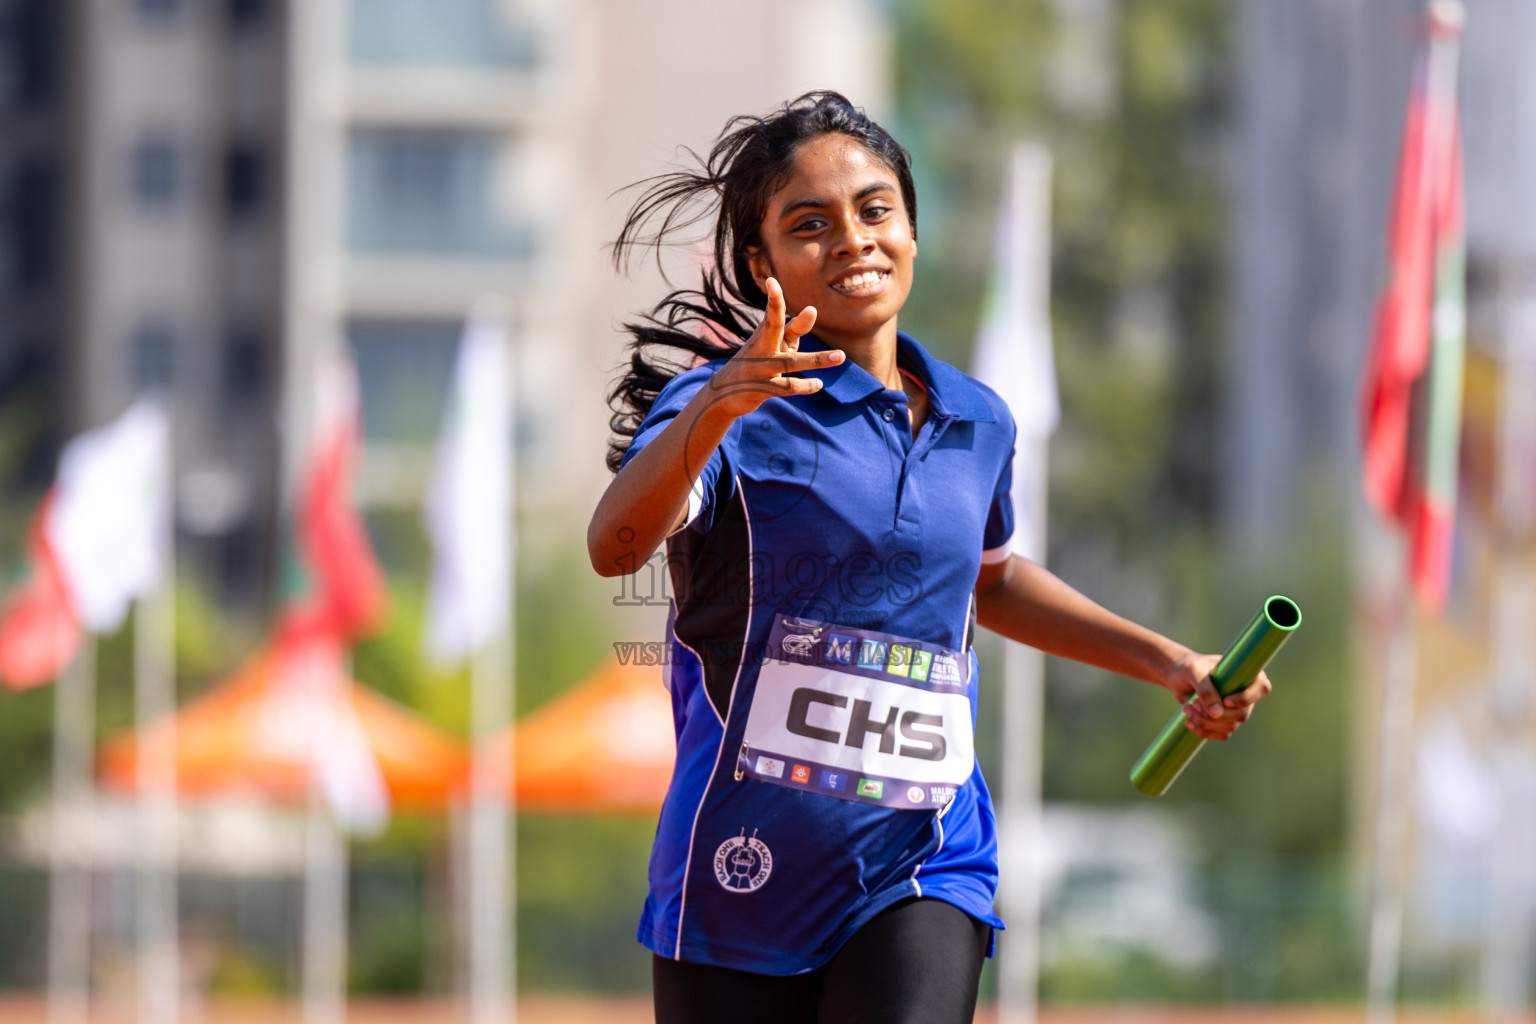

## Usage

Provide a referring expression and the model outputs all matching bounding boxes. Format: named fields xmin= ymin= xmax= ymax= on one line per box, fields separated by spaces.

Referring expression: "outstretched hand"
xmin=705 ymin=278 xmax=843 ymax=421
xmin=1165 ymin=651 xmax=1272 ymax=741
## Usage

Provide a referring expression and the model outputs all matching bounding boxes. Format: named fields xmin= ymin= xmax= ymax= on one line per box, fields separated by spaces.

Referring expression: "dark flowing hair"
xmin=604 ymin=91 xmax=917 ymax=472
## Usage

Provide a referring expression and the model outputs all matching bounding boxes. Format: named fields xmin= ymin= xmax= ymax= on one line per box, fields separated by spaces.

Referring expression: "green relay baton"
xmin=1130 ymin=595 xmax=1302 ymax=797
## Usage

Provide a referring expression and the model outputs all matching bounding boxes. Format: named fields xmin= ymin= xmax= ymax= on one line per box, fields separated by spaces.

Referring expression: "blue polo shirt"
xmin=618 ymin=331 xmax=1017 ymax=974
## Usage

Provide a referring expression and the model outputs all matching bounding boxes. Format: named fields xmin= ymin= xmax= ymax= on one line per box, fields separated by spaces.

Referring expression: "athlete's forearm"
xmin=587 ymin=388 xmax=737 ymax=577
xmin=974 ymin=555 xmax=1192 ymax=688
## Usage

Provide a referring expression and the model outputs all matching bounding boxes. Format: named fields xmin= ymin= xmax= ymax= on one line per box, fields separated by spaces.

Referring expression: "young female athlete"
xmin=588 ymin=92 xmax=1271 ymax=1024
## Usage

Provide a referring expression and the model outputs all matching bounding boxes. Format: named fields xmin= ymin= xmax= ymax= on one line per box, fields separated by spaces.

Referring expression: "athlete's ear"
xmin=745 ymin=245 xmax=773 ymax=293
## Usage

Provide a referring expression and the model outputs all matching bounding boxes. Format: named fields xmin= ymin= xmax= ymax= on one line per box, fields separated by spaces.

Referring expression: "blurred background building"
xmin=0 ymin=0 xmax=887 ymax=608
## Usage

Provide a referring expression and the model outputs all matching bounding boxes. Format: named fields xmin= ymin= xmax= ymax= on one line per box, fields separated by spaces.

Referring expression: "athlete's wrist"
xmin=683 ymin=379 xmax=745 ymax=437
xmin=1148 ymin=637 xmax=1201 ymax=693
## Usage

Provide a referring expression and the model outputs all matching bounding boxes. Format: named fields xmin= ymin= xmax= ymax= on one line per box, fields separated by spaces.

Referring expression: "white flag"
xmin=971 ymin=143 xmax=1057 ymax=559
xmin=424 ymin=305 xmax=512 ymax=664
xmin=1416 ymin=715 xmax=1497 ymax=849
xmin=47 ymin=399 xmax=171 ymax=633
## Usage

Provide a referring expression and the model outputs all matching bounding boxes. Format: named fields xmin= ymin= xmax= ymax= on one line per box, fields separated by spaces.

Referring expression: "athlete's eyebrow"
xmin=778 ymin=181 xmax=897 ymax=219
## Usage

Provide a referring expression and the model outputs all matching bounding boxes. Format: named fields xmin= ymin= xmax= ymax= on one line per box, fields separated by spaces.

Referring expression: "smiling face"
xmin=745 ymin=135 xmax=917 ymax=351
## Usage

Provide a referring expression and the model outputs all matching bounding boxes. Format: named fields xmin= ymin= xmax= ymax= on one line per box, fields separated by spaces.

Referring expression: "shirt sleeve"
xmin=981 ymin=448 xmax=1015 ymax=561
xmin=617 ymin=364 xmax=733 ymax=535
xmin=981 ymin=403 xmax=1018 ymax=561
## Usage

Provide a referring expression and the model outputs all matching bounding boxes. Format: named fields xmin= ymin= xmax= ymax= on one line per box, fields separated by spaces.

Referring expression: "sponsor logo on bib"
xmin=755 ymin=756 xmax=784 ymax=779
xmin=791 ymin=764 xmax=811 ymax=784
xmin=929 ymin=653 xmax=963 ymax=688
xmin=714 ymin=830 xmax=773 ymax=893
xmin=825 ymin=634 xmax=856 ymax=665
xmin=907 ymin=785 xmax=926 ymax=803
xmin=857 ymin=778 xmax=883 ymax=799
xmin=819 ymin=770 xmax=847 ymax=792
xmin=781 ymin=634 xmax=818 ymax=660
xmin=856 ymin=640 xmax=888 ymax=670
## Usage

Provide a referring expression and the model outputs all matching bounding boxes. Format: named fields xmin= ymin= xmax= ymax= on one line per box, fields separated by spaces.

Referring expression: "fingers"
xmin=1190 ymin=671 xmax=1224 ymax=718
xmin=1182 ymin=699 xmax=1247 ymax=740
xmin=756 ymin=279 xmax=817 ymax=353
xmin=783 ymin=305 xmax=817 ymax=350
xmin=752 ymin=277 xmax=786 ymax=352
xmin=776 ymin=375 xmax=825 ymax=397
xmin=772 ymin=348 xmax=843 ymax=375
xmin=715 ymin=367 xmax=831 ymax=398
xmin=1224 ymin=670 xmax=1273 ymax=712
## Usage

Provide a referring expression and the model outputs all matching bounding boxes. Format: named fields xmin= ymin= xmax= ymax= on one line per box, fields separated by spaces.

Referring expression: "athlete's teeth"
xmin=838 ymin=272 xmax=881 ymax=290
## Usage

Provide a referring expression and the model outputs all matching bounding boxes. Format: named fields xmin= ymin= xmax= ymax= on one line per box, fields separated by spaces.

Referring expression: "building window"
xmin=348 ymin=319 xmax=459 ymax=446
xmin=347 ymin=129 xmax=532 ymax=257
xmin=349 ymin=0 xmax=537 ymax=68
xmin=134 ymin=0 xmax=184 ymax=21
xmin=222 ymin=327 xmax=264 ymax=401
xmin=227 ymin=0 xmax=268 ymax=32
xmin=224 ymin=144 xmax=263 ymax=221
xmin=130 ymin=322 xmax=177 ymax=392
xmin=12 ymin=0 xmax=61 ymax=108
xmin=131 ymin=135 xmax=182 ymax=209
xmin=9 ymin=162 xmax=60 ymax=287
xmin=218 ymin=520 xmax=266 ymax=605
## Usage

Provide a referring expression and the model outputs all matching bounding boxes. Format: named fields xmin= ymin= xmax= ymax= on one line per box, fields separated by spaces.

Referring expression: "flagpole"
xmin=999 ymin=437 xmax=1048 ymax=1024
xmin=133 ymin=585 xmax=179 ymax=1024
xmin=470 ymin=633 xmax=513 ymax=1024
xmin=134 ymin=420 xmax=177 ymax=1024
xmin=303 ymin=776 xmax=347 ymax=1024
xmin=47 ymin=638 xmax=96 ymax=1024
xmin=1364 ymin=586 xmax=1417 ymax=1024
xmin=283 ymin=0 xmax=349 ymax=1016
xmin=466 ymin=318 xmax=516 ymax=1024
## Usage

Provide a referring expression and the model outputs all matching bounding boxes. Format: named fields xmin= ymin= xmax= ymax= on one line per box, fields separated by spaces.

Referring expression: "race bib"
xmin=737 ymin=616 xmax=974 ymax=810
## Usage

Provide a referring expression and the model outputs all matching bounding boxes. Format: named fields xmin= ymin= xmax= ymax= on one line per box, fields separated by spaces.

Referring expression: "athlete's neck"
xmin=821 ymin=320 xmax=902 ymax=391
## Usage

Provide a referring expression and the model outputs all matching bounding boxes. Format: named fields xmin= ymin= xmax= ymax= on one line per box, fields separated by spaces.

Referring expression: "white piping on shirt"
xmin=667 ymin=474 xmax=708 ymax=538
xmin=911 ymin=785 xmax=957 ymax=899
xmin=667 ymin=478 xmax=722 ymax=727
xmin=673 ymin=477 xmax=754 ymax=959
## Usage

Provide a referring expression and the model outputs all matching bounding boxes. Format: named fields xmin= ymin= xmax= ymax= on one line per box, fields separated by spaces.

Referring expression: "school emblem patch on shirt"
xmin=714 ymin=830 xmax=773 ymax=893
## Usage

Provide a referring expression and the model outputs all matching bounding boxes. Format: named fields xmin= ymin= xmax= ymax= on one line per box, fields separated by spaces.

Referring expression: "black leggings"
xmin=652 ymin=897 xmax=991 ymax=1024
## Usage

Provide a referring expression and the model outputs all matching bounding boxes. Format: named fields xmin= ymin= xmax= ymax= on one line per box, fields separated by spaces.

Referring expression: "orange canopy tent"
xmin=495 ymin=658 xmax=676 ymax=814
xmin=99 ymin=621 xmax=466 ymax=813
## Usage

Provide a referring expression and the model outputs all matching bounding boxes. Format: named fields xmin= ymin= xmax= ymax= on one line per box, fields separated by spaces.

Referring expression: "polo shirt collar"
xmin=798 ymin=332 xmax=996 ymax=423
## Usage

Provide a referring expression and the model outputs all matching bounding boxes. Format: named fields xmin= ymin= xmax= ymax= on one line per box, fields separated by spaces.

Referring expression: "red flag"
xmin=298 ymin=350 xmax=387 ymax=639
xmin=0 ymin=493 xmax=83 ymax=689
xmin=1360 ymin=14 xmax=1465 ymax=611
